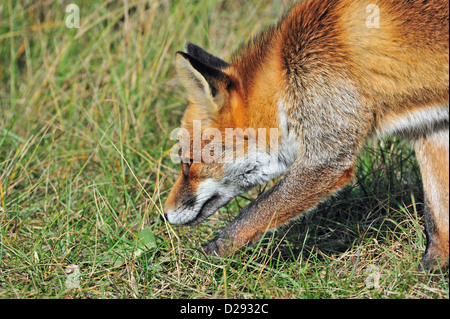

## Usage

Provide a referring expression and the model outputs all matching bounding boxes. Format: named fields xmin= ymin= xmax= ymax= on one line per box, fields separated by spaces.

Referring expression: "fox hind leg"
xmin=412 ymin=128 xmax=449 ymax=271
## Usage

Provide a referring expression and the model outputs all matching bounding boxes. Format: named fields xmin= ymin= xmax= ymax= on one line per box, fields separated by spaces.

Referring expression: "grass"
xmin=0 ymin=0 xmax=448 ymax=299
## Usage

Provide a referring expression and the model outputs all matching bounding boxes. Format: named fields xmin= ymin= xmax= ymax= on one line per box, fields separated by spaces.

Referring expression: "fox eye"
xmin=181 ymin=160 xmax=192 ymax=176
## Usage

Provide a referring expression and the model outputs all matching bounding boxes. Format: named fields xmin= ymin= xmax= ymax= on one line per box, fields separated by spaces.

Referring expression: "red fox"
xmin=164 ymin=0 xmax=449 ymax=270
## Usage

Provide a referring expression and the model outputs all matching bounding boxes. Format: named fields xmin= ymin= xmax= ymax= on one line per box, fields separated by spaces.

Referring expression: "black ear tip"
xmin=184 ymin=42 xmax=195 ymax=52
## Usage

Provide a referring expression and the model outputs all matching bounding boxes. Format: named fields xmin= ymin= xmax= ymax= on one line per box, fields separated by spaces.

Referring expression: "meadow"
xmin=0 ymin=0 xmax=448 ymax=299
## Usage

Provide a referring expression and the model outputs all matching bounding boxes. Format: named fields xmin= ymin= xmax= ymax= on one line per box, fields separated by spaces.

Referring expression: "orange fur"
xmin=165 ymin=0 xmax=449 ymax=269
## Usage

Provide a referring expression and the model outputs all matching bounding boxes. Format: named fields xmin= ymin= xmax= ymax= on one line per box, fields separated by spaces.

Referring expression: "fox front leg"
xmin=202 ymin=159 xmax=356 ymax=257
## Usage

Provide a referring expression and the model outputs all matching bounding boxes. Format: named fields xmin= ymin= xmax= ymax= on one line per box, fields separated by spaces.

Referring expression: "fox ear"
xmin=175 ymin=51 xmax=229 ymax=112
xmin=184 ymin=42 xmax=230 ymax=69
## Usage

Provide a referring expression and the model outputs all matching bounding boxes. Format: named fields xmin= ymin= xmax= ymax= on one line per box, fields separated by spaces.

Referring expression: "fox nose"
xmin=160 ymin=213 xmax=168 ymax=222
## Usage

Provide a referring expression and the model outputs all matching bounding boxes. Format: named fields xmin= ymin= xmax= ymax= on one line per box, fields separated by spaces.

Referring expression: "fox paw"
xmin=201 ymin=239 xmax=222 ymax=257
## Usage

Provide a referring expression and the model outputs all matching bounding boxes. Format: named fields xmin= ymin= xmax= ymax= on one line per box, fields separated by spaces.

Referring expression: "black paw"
xmin=201 ymin=239 xmax=222 ymax=257
xmin=420 ymin=252 xmax=449 ymax=273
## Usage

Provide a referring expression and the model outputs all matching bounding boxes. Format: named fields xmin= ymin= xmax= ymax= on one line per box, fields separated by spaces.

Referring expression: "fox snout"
xmin=164 ymin=175 xmax=234 ymax=226
xmin=163 ymin=178 xmax=198 ymax=225
xmin=164 ymin=194 xmax=222 ymax=225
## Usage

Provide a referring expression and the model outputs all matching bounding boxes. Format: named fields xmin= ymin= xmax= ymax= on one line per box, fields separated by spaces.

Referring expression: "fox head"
xmin=164 ymin=43 xmax=296 ymax=225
